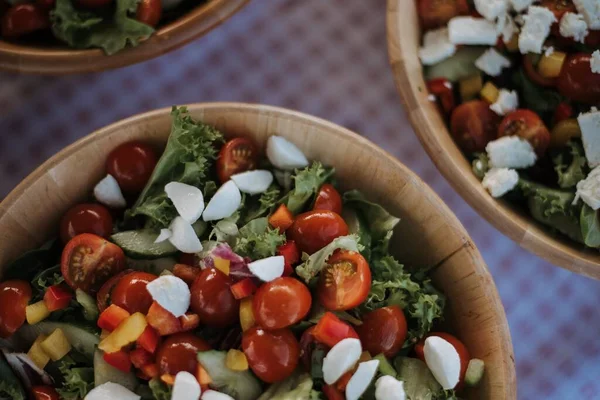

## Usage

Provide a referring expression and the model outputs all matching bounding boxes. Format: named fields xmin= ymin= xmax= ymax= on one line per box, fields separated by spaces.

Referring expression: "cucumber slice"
xmin=424 ymin=47 xmax=486 ymax=82
xmin=76 ymin=289 xmax=99 ymax=321
xmin=112 ymin=230 xmax=178 ymax=259
xmin=126 ymin=257 xmax=177 ymax=275
xmin=465 ymin=358 xmax=485 ymax=387
xmin=197 ymin=350 xmax=262 ymax=400
xmin=94 ymin=350 xmax=138 ymax=392
xmin=373 ymin=354 xmax=397 ymax=378
xmin=13 ymin=322 xmax=99 ymax=359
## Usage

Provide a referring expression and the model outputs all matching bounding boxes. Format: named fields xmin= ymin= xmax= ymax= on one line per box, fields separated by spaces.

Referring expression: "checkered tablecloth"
xmin=1 ymin=1 xmax=599 ymax=399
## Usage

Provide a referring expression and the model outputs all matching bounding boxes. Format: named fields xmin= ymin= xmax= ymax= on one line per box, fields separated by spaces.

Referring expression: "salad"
xmin=0 ymin=107 xmax=484 ymax=400
xmin=418 ymin=0 xmax=600 ymax=248
xmin=0 ymin=0 xmax=205 ymax=54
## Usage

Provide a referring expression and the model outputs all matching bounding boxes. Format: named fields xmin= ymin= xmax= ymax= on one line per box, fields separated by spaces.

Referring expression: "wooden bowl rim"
xmin=386 ymin=0 xmax=600 ymax=279
xmin=0 ymin=0 xmax=248 ymax=74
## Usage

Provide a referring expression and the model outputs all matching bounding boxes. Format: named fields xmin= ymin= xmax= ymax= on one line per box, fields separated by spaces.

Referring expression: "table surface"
xmin=1 ymin=1 xmax=599 ymax=399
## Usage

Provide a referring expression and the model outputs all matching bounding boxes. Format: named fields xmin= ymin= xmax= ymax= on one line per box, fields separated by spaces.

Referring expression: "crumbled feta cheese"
xmin=474 ymin=0 xmax=508 ymax=21
xmin=375 ymin=376 xmax=406 ymax=400
xmin=574 ymin=166 xmax=600 ymax=209
xmin=592 ymin=50 xmax=600 ymax=74
xmin=510 ymin=0 xmax=536 ymax=13
xmin=490 ymin=89 xmax=519 ymax=116
xmin=475 ymin=48 xmax=511 ymax=76
xmin=448 ymin=17 xmax=499 ymax=45
xmin=94 ymin=174 xmax=126 ymax=208
xmin=514 ymin=14 xmax=526 ymax=26
xmin=578 ymin=108 xmax=600 ymax=167
xmin=559 ymin=12 xmax=589 ymax=43
xmin=519 ymin=6 xmax=557 ymax=54
xmin=482 ymin=168 xmax=519 ymax=198
xmin=543 ymin=46 xmax=554 ymax=57
xmin=85 ymin=382 xmax=140 ymax=400
xmin=497 ymin=13 xmax=517 ymax=43
xmin=486 ymin=136 xmax=537 ymax=168
xmin=146 ymin=275 xmax=191 ymax=317
xmin=573 ymin=0 xmax=600 ymax=29
xmin=419 ymin=28 xmax=457 ymax=66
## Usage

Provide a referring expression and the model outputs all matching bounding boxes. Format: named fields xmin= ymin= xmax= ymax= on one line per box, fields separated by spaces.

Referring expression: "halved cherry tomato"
xmin=61 ymin=233 xmax=126 ymax=293
xmin=190 ymin=268 xmax=239 ymax=327
xmin=427 ymin=78 xmax=455 ymax=117
xmin=242 ymin=327 xmax=299 ymax=383
xmin=136 ymin=0 xmax=161 ymax=27
xmin=96 ymin=269 xmax=132 ymax=312
xmin=523 ymin=55 xmax=557 ymax=88
xmin=1 ymin=4 xmax=49 ymax=38
xmin=553 ymin=102 xmax=573 ymax=125
xmin=288 ymin=210 xmax=349 ymax=255
xmin=356 ymin=306 xmax=407 ymax=358
xmin=77 ymin=0 xmax=112 ymax=8
xmin=417 ymin=0 xmax=469 ymax=30
xmin=216 ymin=137 xmax=259 ymax=183
xmin=110 ymin=271 xmax=157 ymax=314
xmin=450 ymin=100 xmax=501 ymax=153
xmin=317 ymin=250 xmax=371 ymax=311
xmin=312 ymin=312 xmax=359 ymax=348
xmin=32 ymin=386 xmax=59 ymax=400
xmin=557 ymin=53 xmax=600 ymax=104
xmin=60 ymin=203 xmax=113 ymax=244
xmin=43 ymin=284 xmax=73 ymax=312
xmin=106 ymin=141 xmax=157 ymax=194
xmin=414 ymin=332 xmax=470 ymax=389
xmin=253 ymin=277 xmax=311 ymax=330
xmin=498 ymin=109 xmax=551 ymax=156
xmin=0 ymin=280 xmax=31 ymax=338
xmin=313 ymin=184 xmax=343 ymax=215
xmin=156 ymin=333 xmax=211 ymax=376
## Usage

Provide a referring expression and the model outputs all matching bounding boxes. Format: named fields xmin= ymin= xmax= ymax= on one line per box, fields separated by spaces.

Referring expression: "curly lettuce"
xmin=233 ymin=217 xmax=286 ymax=260
xmin=553 ymin=141 xmax=587 ymax=189
xmin=295 ymin=235 xmax=362 ymax=283
xmin=258 ymin=372 xmax=314 ymax=400
xmin=56 ymin=355 xmax=94 ymax=400
xmin=285 ymin=162 xmax=334 ymax=214
xmin=148 ymin=378 xmax=172 ymax=400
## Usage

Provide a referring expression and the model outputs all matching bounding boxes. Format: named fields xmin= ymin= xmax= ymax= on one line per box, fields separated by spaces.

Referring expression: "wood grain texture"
xmin=0 ymin=103 xmax=514 ymax=399
xmin=0 ymin=0 xmax=248 ymax=74
xmin=386 ymin=0 xmax=600 ymax=279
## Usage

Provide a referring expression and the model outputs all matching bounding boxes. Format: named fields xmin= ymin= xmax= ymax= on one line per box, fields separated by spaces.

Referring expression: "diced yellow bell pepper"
xmin=480 ymin=82 xmax=500 ymax=104
xmin=459 ymin=74 xmax=483 ymax=101
xmin=100 ymin=329 xmax=110 ymax=340
xmin=239 ymin=298 xmax=255 ymax=332
xmin=213 ymin=257 xmax=230 ymax=275
xmin=98 ymin=312 xmax=147 ymax=354
xmin=225 ymin=349 xmax=249 ymax=371
xmin=550 ymin=118 xmax=582 ymax=148
xmin=27 ymin=335 xmax=50 ymax=369
xmin=538 ymin=51 xmax=567 ymax=79
xmin=41 ymin=329 xmax=72 ymax=361
xmin=26 ymin=301 xmax=50 ymax=325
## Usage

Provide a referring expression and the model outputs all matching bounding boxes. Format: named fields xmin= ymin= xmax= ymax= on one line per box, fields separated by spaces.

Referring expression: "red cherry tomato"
xmin=1 ymin=4 xmax=48 ymax=38
xmin=156 ymin=333 xmax=211 ymax=376
xmin=59 ymin=203 xmax=113 ymax=244
xmin=313 ymin=184 xmax=343 ymax=215
xmin=414 ymin=332 xmax=471 ymax=388
xmin=356 ymin=306 xmax=407 ymax=358
xmin=35 ymin=0 xmax=55 ymax=10
xmin=216 ymin=138 xmax=259 ymax=183
xmin=552 ymin=102 xmax=573 ymax=125
xmin=32 ymin=386 xmax=59 ymax=400
xmin=317 ymin=250 xmax=371 ymax=311
xmin=242 ymin=327 xmax=300 ymax=383
xmin=190 ymin=268 xmax=239 ymax=327
xmin=497 ymin=109 xmax=551 ymax=156
xmin=110 ymin=271 xmax=157 ymax=314
xmin=136 ymin=0 xmax=161 ymax=27
xmin=106 ymin=141 xmax=157 ymax=194
xmin=96 ymin=269 xmax=132 ymax=312
xmin=522 ymin=55 xmax=557 ymax=88
xmin=0 ymin=280 xmax=31 ymax=338
xmin=76 ymin=0 xmax=112 ymax=8
xmin=61 ymin=233 xmax=126 ymax=293
xmin=557 ymin=53 xmax=600 ymax=104
xmin=417 ymin=0 xmax=469 ymax=30
xmin=585 ymin=29 xmax=600 ymax=47
xmin=288 ymin=210 xmax=349 ymax=255
xmin=541 ymin=0 xmax=575 ymax=35
xmin=323 ymin=384 xmax=345 ymax=400
xmin=450 ymin=100 xmax=501 ymax=153
xmin=253 ymin=277 xmax=311 ymax=330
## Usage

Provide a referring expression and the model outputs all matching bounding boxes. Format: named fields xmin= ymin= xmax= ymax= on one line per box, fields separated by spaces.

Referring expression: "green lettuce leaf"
xmin=126 ymin=107 xmax=224 ymax=228
xmin=513 ymin=68 xmax=566 ymax=121
xmin=242 ymin=184 xmax=282 ymax=224
xmin=285 ymin=162 xmax=334 ymax=214
xmin=295 ymin=235 xmax=362 ymax=283
xmin=3 ymin=239 xmax=61 ymax=282
xmin=394 ymin=357 xmax=442 ymax=400
xmin=0 ymin=356 xmax=25 ymax=400
xmin=210 ymin=213 xmax=240 ymax=245
xmin=56 ymin=355 xmax=94 ymax=400
xmin=258 ymin=371 xmax=314 ymax=400
xmin=233 ymin=217 xmax=286 ymax=260
xmin=580 ymin=204 xmax=600 ymax=248
xmin=51 ymin=0 xmax=154 ymax=55
xmin=148 ymin=378 xmax=172 ymax=400
xmin=553 ymin=141 xmax=587 ymax=189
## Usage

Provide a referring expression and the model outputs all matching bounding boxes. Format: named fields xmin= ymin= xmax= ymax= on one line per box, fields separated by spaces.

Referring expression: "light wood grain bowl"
xmin=387 ymin=0 xmax=600 ymax=279
xmin=0 ymin=0 xmax=248 ymax=74
xmin=0 ymin=103 xmax=515 ymax=399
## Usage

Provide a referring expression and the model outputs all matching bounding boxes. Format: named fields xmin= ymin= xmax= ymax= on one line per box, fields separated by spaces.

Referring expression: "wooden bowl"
xmin=0 ymin=0 xmax=248 ymax=74
xmin=0 ymin=103 xmax=515 ymax=398
xmin=387 ymin=0 xmax=600 ymax=278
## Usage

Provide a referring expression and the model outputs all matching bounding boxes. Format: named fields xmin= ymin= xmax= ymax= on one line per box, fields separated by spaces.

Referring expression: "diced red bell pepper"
xmin=180 ymin=313 xmax=200 ymax=332
xmin=161 ymin=374 xmax=175 ymax=385
xmin=268 ymin=204 xmax=294 ymax=232
xmin=230 ymin=278 xmax=257 ymax=300
xmin=137 ymin=325 xmax=160 ymax=354
xmin=147 ymin=302 xmax=181 ymax=336
xmin=139 ymin=363 xmax=159 ymax=380
xmin=43 ymin=285 xmax=73 ymax=312
xmin=323 ymin=384 xmax=345 ymax=400
xmin=313 ymin=312 xmax=359 ymax=348
xmin=97 ymin=304 xmax=130 ymax=332
xmin=336 ymin=370 xmax=353 ymax=391
xmin=553 ymin=102 xmax=573 ymax=125
xmin=278 ymin=240 xmax=300 ymax=276
xmin=426 ymin=78 xmax=455 ymax=117
xmin=130 ymin=347 xmax=154 ymax=369
xmin=103 ymin=350 xmax=131 ymax=372
xmin=173 ymin=264 xmax=201 ymax=285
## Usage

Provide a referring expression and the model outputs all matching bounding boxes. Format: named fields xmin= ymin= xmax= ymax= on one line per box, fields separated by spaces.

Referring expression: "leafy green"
xmin=513 ymin=69 xmax=565 ymax=120
xmin=29 ymin=265 xmax=64 ymax=301
xmin=553 ymin=141 xmax=587 ymax=189
xmin=310 ymin=391 xmax=325 ymax=400
xmin=581 ymin=204 xmax=600 ymax=248
xmin=210 ymin=213 xmax=240 ymax=245
xmin=258 ymin=371 xmax=314 ymax=400
xmin=472 ymin=153 xmax=490 ymax=180
xmin=285 ymin=162 xmax=334 ymax=214
xmin=56 ymin=355 xmax=94 ymax=400
xmin=75 ymin=289 xmax=99 ymax=321
xmin=148 ymin=378 xmax=172 ymax=400
xmin=233 ymin=217 xmax=286 ymax=260
xmin=0 ymin=356 xmax=25 ymax=400
xmin=394 ymin=357 xmax=442 ymax=400
xmin=51 ymin=0 xmax=154 ymax=55
xmin=126 ymin=107 xmax=224 ymax=228
xmin=295 ymin=235 xmax=362 ymax=283
xmin=242 ymin=184 xmax=282 ymax=224
xmin=3 ymin=239 xmax=61 ymax=282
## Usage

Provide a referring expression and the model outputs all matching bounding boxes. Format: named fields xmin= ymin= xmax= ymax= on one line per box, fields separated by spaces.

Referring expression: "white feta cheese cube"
xmin=474 ymin=0 xmax=508 ymax=21
xmin=497 ymin=13 xmax=517 ymax=43
xmin=448 ymin=17 xmax=499 ymax=45
xmin=575 ymin=166 xmax=600 ymax=209
xmin=573 ymin=0 xmax=600 ymax=29
xmin=486 ymin=136 xmax=537 ymax=168
xmin=510 ymin=0 xmax=537 ymax=13
xmin=490 ymin=89 xmax=519 ymax=116
xmin=475 ymin=48 xmax=511 ymax=76
xmin=559 ymin=12 xmax=589 ymax=43
xmin=519 ymin=6 xmax=557 ymax=54
xmin=592 ymin=50 xmax=600 ymax=74
xmin=482 ymin=168 xmax=519 ymax=198
xmin=419 ymin=28 xmax=457 ymax=66
xmin=578 ymin=108 xmax=600 ymax=167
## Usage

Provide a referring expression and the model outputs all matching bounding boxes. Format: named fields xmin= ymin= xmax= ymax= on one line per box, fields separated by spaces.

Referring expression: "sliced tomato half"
xmin=317 ymin=250 xmax=371 ymax=311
